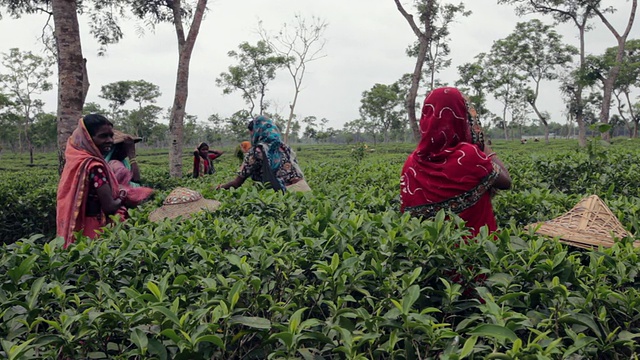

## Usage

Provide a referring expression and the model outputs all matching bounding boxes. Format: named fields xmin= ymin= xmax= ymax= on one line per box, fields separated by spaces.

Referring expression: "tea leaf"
xmin=468 ymin=324 xmax=517 ymax=342
xmin=146 ymin=281 xmax=163 ymax=302
xmin=402 ymin=285 xmax=420 ymax=315
xmin=195 ymin=335 xmax=225 ymax=349
xmin=7 ymin=254 xmax=38 ymax=283
xmin=130 ymin=328 xmax=149 ymax=354
xmin=229 ymin=315 xmax=272 ymax=330
xmin=152 ymin=306 xmax=180 ymax=326
xmin=460 ymin=335 xmax=477 ymax=359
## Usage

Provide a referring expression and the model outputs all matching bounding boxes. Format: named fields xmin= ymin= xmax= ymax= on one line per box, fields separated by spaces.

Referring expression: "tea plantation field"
xmin=1 ymin=139 xmax=640 ymax=359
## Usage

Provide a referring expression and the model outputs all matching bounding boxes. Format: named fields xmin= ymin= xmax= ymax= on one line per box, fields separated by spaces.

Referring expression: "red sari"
xmin=400 ymin=87 xmax=499 ymax=236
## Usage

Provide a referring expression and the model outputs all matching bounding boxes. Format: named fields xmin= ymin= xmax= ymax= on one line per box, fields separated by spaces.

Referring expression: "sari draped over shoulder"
xmin=400 ymin=87 xmax=499 ymax=235
xmin=57 ymin=119 xmax=120 ymax=248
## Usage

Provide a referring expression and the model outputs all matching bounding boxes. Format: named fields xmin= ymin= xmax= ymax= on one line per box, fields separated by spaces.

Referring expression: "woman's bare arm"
xmin=217 ymin=175 xmax=246 ymax=190
xmin=484 ymin=144 xmax=511 ymax=190
xmin=96 ymin=184 xmax=124 ymax=215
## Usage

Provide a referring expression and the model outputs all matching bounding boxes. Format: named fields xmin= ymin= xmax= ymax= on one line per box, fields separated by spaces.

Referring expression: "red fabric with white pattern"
xmin=400 ymin=87 xmax=496 ymax=233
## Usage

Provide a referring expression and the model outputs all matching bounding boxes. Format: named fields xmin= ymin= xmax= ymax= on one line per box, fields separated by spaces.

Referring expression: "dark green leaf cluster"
xmin=1 ymin=141 xmax=640 ymax=358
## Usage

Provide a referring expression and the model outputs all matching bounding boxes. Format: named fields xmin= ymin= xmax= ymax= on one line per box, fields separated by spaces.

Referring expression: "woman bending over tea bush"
xmin=56 ymin=114 xmax=152 ymax=248
xmin=216 ymin=116 xmax=311 ymax=192
xmin=400 ymin=87 xmax=511 ymax=236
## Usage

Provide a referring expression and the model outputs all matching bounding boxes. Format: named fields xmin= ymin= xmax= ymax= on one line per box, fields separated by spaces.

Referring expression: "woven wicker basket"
xmin=525 ymin=195 xmax=638 ymax=249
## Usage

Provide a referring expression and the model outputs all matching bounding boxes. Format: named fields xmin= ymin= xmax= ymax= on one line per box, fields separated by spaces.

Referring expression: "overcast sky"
xmin=0 ymin=0 xmax=638 ymax=130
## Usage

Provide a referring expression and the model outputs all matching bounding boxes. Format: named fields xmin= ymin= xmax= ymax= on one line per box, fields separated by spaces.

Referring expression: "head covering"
xmin=149 ymin=187 xmax=221 ymax=222
xmin=113 ymin=130 xmax=142 ymax=144
xmin=400 ymin=87 xmax=496 ymax=229
xmin=251 ymin=116 xmax=287 ymax=186
xmin=240 ymin=141 xmax=251 ymax=153
xmin=57 ymin=118 xmax=120 ymax=248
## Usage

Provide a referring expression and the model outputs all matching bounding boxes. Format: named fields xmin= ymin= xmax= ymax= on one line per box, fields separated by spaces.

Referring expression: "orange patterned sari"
xmin=56 ymin=119 xmax=120 ymax=248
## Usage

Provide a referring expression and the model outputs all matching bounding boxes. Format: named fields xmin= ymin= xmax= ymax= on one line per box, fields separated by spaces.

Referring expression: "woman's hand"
xmin=122 ymin=136 xmax=136 ymax=159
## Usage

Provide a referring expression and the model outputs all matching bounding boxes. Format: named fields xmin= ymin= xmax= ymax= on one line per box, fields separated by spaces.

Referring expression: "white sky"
xmin=0 ymin=0 xmax=638 ymax=130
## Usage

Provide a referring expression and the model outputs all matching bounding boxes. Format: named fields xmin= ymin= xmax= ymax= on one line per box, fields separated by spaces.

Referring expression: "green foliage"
xmin=359 ymin=83 xmax=404 ymax=143
xmin=216 ymin=41 xmax=291 ymax=117
xmin=350 ymin=142 xmax=371 ymax=164
xmin=1 ymin=140 xmax=640 ymax=359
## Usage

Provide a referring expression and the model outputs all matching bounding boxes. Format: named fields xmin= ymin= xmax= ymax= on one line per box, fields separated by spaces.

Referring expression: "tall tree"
xmin=130 ymin=79 xmax=161 ymax=110
xmin=583 ymin=39 xmax=640 ymax=137
xmin=394 ymin=0 xmax=470 ymax=141
xmin=98 ymin=79 xmax=162 ymax=137
xmin=0 ymin=0 xmax=126 ymax=171
xmin=499 ymin=20 xmax=577 ymax=142
xmin=590 ymin=0 xmax=637 ymax=141
xmin=0 ymin=48 xmax=54 ymax=164
xmin=258 ymin=15 xmax=328 ymax=143
xmin=216 ymin=41 xmax=290 ymax=118
xmin=456 ymin=53 xmax=491 ymax=120
xmin=30 ymin=112 xmax=57 ymax=150
xmin=485 ymin=39 xmax=527 ymax=140
xmin=129 ymin=0 xmax=209 ymax=177
xmin=359 ymin=83 xmax=404 ymax=143
xmin=99 ymin=81 xmax=134 ymax=121
xmin=0 ymin=92 xmax=20 ymax=151
xmin=497 ymin=0 xmax=629 ymax=146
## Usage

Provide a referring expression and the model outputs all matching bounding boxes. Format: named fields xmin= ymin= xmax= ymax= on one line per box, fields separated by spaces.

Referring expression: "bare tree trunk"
xmin=394 ymin=0 xmax=433 ymax=142
xmin=283 ymin=93 xmax=298 ymax=143
xmin=501 ymin=104 xmax=509 ymax=140
xmin=575 ymin=24 xmax=587 ymax=147
xmin=529 ymin=101 xmax=550 ymax=143
xmin=52 ymin=0 xmax=86 ymax=174
xmin=407 ymin=40 xmax=428 ymax=142
xmin=168 ymin=0 xmax=207 ymax=178
xmin=593 ymin=0 xmax=637 ymax=142
xmin=622 ymin=91 xmax=637 ymax=138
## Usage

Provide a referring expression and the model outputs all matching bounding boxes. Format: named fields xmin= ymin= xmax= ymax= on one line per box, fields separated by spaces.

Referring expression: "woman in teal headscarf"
xmin=217 ymin=116 xmax=310 ymax=192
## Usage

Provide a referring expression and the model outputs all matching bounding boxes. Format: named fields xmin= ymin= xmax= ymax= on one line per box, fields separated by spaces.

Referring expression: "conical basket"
xmin=525 ymin=195 xmax=637 ymax=249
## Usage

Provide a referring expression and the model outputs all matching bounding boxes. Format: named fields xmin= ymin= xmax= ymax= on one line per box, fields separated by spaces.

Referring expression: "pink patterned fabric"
xmin=108 ymin=160 xmax=153 ymax=205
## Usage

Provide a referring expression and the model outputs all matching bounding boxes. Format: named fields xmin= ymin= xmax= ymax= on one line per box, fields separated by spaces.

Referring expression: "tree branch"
xmin=393 ymin=0 xmax=424 ymax=38
xmin=170 ymin=0 xmax=186 ymax=46
xmin=593 ymin=0 xmax=637 ymax=41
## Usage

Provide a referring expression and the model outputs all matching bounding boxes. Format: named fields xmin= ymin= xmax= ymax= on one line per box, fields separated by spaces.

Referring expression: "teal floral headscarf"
xmin=251 ymin=116 xmax=286 ymax=186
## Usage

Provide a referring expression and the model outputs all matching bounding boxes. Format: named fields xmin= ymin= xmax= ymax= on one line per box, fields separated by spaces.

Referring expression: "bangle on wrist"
xmin=129 ymin=157 xmax=137 ymax=164
xmin=487 ymin=152 xmax=497 ymax=158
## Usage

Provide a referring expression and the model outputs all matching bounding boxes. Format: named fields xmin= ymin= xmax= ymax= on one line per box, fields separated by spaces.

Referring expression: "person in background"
xmin=105 ymin=130 xmax=142 ymax=187
xmin=400 ymin=87 xmax=511 ymax=236
xmin=193 ymin=142 xmax=224 ymax=178
xmin=56 ymin=114 xmax=152 ymax=248
xmin=235 ymin=140 xmax=252 ymax=163
xmin=216 ymin=116 xmax=311 ymax=192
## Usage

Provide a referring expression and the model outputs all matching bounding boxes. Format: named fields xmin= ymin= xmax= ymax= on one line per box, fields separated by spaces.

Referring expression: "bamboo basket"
xmin=525 ymin=195 xmax=638 ymax=249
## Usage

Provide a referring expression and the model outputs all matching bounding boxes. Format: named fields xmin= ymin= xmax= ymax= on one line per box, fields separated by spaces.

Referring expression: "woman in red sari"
xmin=56 ymin=114 xmax=152 ymax=248
xmin=400 ymin=87 xmax=511 ymax=236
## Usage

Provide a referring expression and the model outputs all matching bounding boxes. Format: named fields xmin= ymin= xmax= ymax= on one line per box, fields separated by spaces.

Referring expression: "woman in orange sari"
xmin=56 ymin=114 xmax=152 ymax=248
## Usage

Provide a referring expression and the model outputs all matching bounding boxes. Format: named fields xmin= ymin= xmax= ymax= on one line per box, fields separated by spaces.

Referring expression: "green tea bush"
xmin=1 ymin=141 xmax=640 ymax=359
